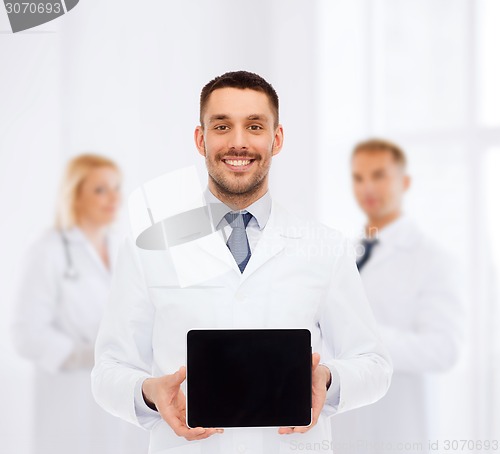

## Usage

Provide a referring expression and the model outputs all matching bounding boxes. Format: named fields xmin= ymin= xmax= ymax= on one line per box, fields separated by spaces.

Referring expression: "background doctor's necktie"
xmin=356 ymin=238 xmax=379 ymax=271
xmin=224 ymin=212 xmax=253 ymax=273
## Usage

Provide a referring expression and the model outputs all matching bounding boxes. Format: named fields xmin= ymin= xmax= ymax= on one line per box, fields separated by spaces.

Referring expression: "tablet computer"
xmin=186 ymin=329 xmax=312 ymax=429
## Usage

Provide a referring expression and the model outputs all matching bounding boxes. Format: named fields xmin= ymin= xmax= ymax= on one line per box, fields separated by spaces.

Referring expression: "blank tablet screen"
xmin=186 ymin=329 xmax=312 ymax=428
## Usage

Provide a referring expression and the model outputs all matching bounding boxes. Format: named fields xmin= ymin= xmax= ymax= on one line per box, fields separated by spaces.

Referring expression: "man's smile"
xmin=222 ymin=158 xmax=256 ymax=171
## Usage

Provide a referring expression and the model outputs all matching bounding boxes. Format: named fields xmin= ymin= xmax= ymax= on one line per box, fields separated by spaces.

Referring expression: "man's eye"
xmin=215 ymin=125 xmax=229 ymax=131
xmin=248 ymin=125 xmax=263 ymax=130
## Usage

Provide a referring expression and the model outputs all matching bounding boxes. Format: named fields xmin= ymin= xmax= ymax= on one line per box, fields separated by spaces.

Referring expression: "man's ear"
xmin=272 ymin=124 xmax=284 ymax=157
xmin=403 ymin=174 xmax=411 ymax=192
xmin=194 ymin=126 xmax=206 ymax=157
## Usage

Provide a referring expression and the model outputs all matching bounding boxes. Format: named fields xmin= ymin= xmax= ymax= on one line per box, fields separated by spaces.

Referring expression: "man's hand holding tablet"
xmin=278 ymin=352 xmax=332 ymax=435
xmin=142 ymin=329 xmax=332 ymax=440
xmin=142 ymin=368 xmax=224 ymax=441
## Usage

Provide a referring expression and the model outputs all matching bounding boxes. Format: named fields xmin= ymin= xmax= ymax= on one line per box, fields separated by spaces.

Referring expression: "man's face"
xmin=351 ymin=150 xmax=410 ymax=220
xmin=195 ymin=87 xmax=283 ymax=197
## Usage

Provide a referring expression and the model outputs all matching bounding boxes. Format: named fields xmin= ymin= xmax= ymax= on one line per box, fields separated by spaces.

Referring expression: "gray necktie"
xmin=356 ymin=238 xmax=379 ymax=271
xmin=224 ymin=212 xmax=253 ymax=273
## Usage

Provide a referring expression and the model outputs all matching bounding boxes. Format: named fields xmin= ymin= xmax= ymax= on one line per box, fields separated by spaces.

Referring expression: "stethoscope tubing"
xmin=59 ymin=230 xmax=78 ymax=280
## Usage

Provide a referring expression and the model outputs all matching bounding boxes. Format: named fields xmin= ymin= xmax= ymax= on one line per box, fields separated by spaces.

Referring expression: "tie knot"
xmin=224 ymin=211 xmax=253 ymax=228
xmin=361 ymin=238 xmax=378 ymax=252
xmin=356 ymin=238 xmax=379 ymax=272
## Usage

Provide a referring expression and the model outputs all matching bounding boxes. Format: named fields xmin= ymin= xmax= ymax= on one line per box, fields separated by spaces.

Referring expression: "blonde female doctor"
xmin=12 ymin=154 xmax=148 ymax=454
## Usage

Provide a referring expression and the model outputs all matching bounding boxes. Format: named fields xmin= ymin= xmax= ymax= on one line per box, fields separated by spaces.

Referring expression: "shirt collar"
xmin=61 ymin=225 xmax=87 ymax=243
xmin=363 ymin=214 xmax=417 ymax=248
xmin=376 ymin=215 xmax=409 ymax=242
xmin=203 ymin=186 xmax=272 ymax=231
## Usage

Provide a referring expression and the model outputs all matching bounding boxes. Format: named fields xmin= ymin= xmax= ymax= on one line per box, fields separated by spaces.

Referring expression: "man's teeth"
xmin=225 ymin=159 xmax=252 ymax=166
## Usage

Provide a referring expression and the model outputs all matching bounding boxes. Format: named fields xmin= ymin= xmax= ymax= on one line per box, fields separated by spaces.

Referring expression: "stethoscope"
xmin=59 ymin=230 xmax=79 ymax=280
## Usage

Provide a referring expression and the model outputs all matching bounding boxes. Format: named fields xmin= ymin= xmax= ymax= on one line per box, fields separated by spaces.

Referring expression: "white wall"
xmin=1 ymin=6 xmax=62 ymax=453
xmin=57 ymin=0 xmax=321 ymax=217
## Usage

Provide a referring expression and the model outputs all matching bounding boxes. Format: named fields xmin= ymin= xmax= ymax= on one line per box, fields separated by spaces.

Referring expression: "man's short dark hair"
xmin=200 ymin=70 xmax=279 ymax=128
xmin=352 ymin=138 xmax=408 ymax=170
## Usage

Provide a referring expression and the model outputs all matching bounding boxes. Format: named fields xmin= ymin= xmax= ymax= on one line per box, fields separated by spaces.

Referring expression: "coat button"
xmin=237 ymin=443 xmax=246 ymax=453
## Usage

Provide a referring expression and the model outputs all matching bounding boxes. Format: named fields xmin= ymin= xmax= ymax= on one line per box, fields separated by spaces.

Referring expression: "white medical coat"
xmin=12 ymin=227 xmax=149 ymax=454
xmin=331 ymin=216 xmax=465 ymax=453
xmin=92 ymin=201 xmax=393 ymax=454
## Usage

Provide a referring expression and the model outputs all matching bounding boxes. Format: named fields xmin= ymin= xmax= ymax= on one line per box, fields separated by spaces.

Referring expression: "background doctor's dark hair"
xmin=199 ymin=70 xmax=280 ymax=128
xmin=351 ymin=138 xmax=408 ymax=170
xmin=55 ymin=154 xmax=120 ymax=230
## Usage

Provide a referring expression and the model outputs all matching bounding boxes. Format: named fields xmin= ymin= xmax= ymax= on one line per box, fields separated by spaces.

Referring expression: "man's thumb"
xmin=312 ymin=352 xmax=321 ymax=370
xmin=173 ymin=366 xmax=186 ymax=383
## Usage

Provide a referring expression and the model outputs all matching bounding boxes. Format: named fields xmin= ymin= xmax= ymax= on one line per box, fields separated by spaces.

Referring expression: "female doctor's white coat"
xmin=12 ymin=227 xmax=149 ymax=454
xmin=331 ymin=216 xmax=465 ymax=453
xmin=91 ymin=199 xmax=393 ymax=454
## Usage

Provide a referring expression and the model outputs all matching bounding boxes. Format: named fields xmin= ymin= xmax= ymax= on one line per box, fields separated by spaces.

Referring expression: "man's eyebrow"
xmin=247 ymin=114 xmax=269 ymax=121
xmin=208 ymin=114 xmax=230 ymax=123
xmin=207 ymin=113 xmax=270 ymax=124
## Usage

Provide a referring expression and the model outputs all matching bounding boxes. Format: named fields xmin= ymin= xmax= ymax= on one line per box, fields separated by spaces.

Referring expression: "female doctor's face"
xmin=195 ymin=87 xmax=283 ymax=200
xmin=75 ymin=166 xmax=121 ymax=227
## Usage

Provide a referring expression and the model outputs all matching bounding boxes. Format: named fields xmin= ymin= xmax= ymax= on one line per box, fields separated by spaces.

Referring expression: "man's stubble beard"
xmin=205 ymin=146 xmax=272 ymax=202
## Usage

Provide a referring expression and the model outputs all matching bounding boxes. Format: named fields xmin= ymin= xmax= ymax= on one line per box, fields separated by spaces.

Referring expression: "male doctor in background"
xmin=332 ymin=139 xmax=465 ymax=453
xmin=91 ymin=71 xmax=392 ymax=453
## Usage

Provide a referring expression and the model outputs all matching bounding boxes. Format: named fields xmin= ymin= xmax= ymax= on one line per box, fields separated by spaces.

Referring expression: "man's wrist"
xmin=326 ymin=369 xmax=332 ymax=390
xmin=319 ymin=364 xmax=332 ymax=390
xmin=142 ymin=379 xmax=158 ymax=412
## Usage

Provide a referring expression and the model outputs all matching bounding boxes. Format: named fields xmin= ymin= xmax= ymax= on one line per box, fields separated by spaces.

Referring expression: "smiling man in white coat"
xmin=91 ymin=71 xmax=392 ymax=454
xmin=331 ymin=139 xmax=465 ymax=453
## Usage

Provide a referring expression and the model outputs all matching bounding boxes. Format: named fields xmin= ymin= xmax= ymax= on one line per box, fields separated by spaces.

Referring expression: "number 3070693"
xmin=5 ymin=3 xmax=62 ymax=14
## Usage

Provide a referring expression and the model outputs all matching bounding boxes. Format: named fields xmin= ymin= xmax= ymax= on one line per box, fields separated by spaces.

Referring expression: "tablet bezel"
xmin=186 ymin=328 xmax=312 ymax=429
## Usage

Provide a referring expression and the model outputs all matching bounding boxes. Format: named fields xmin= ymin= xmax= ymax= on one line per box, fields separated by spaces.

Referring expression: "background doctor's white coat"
xmin=1 ymin=1 xmax=500 ymax=452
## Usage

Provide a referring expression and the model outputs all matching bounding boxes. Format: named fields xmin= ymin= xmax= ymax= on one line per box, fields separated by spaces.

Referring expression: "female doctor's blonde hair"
xmin=55 ymin=153 xmax=120 ymax=230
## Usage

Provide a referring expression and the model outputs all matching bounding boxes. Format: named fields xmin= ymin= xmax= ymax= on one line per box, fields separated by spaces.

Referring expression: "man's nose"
xmin=227 ymin=127 xmax=248 ymax=150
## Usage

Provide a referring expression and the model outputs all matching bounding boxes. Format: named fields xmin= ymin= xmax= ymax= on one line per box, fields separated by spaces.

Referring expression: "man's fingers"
xmin=184 ymin=427 xmax=208 ymax=441
xmin=161 ymin=405 xmax=192 ymax=436
xmin=165 ymin=414 xmax=212 ymax=441
xmin=155 ymin=367 xmax=223 ymax=441
xmin=162 ymin=407 xmax=221 ymax=441
xmin=180 ymin=427 xmax=221 ymax=441
xmin=181 ymin=426 xmax=206 ymax=439
xmin=160 ymin=406 xmax=182 ymax=431
xmin=278 ymin=425 xmax=314 ymax=435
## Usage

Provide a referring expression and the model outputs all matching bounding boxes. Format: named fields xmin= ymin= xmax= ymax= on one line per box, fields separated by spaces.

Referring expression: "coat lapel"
xmin=362 ymin=217 xmax=420 ymax=269
xmin=194 ymin=200 xmax=293 ymax=283
xmin=64 ymin=227 xmax=114 ymax=279
xmin=193 ymin=229 xmax=242 ymax=276
xmin=241 ymin=201 xmax=307 ymax=283
xmin=239 ymin=202 xmax=288 ymax=283
xmin=365 ymin=241 xmax=395 ymax=269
